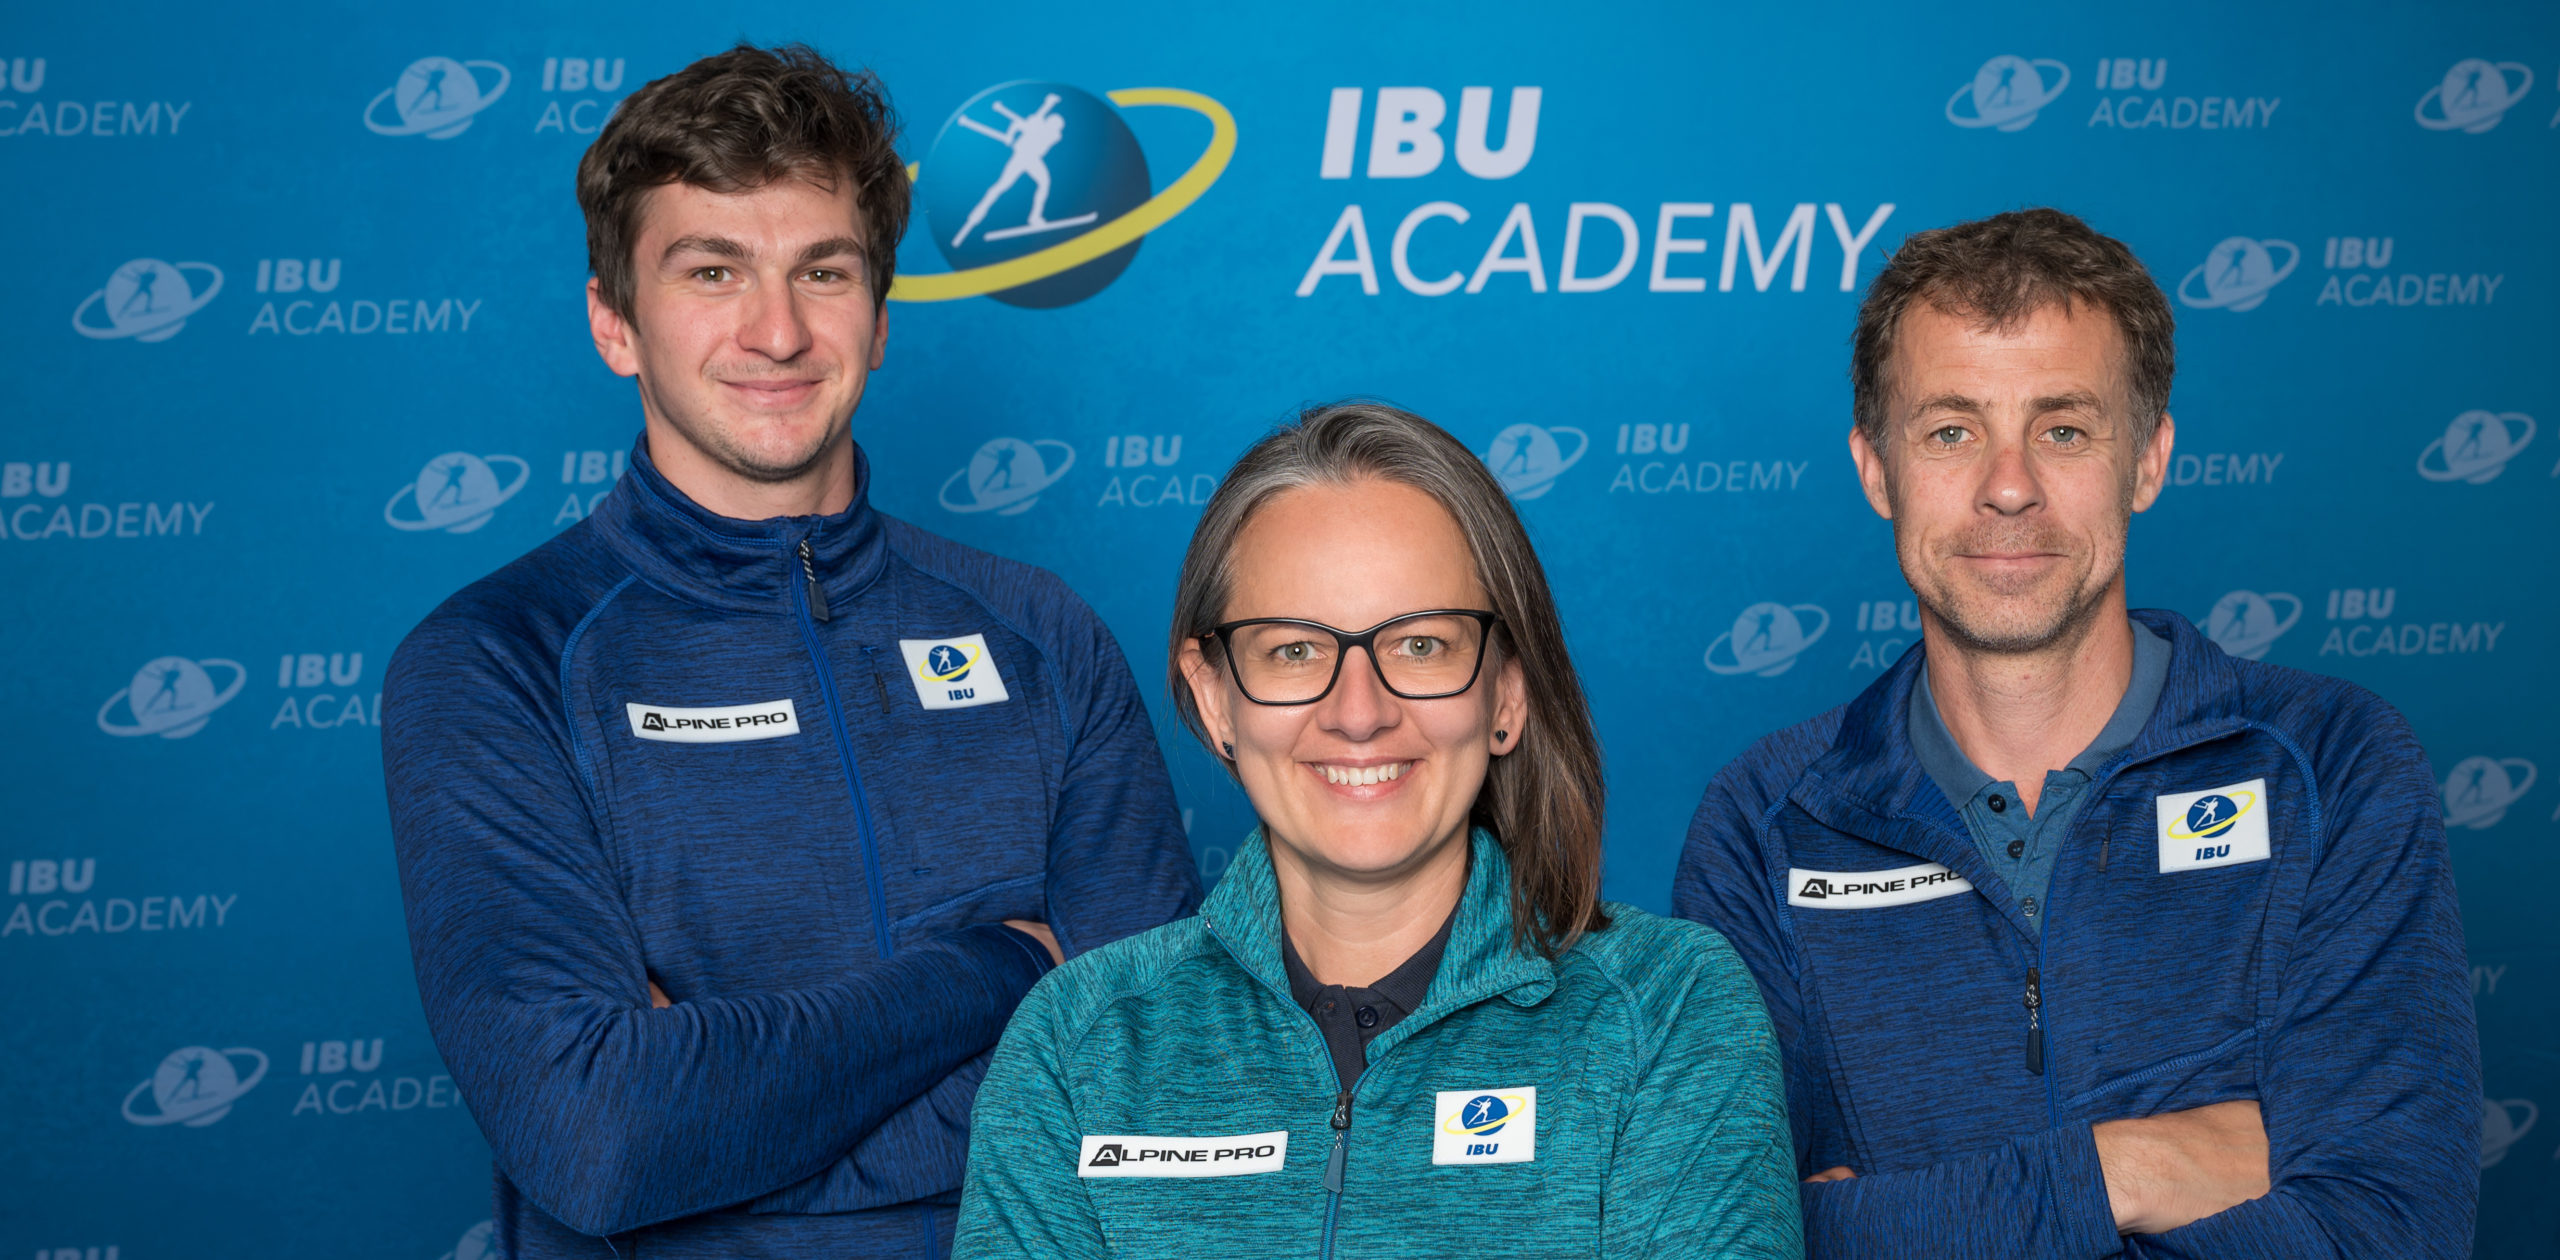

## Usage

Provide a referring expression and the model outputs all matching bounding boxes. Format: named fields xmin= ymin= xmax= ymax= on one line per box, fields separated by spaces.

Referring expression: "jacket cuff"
xmin=990 ymin=923 xmax=1061 ymax=980
xmin=2043 ymin=1122 xmax=2125 ymax=1258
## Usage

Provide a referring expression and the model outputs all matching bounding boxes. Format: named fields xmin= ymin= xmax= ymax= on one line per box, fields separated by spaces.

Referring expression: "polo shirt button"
xmin=1988 ymin=794 xmax=2008 ymax=814
xmin=1355 ymin=1006 xmax=1379 ymax=1029
xmin=2007 ymin=839 xmax=2025 ymax=859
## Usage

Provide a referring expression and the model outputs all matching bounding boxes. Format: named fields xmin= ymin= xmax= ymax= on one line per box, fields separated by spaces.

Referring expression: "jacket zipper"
xmin=1320 ymin=1080 xmax=1358 ymax=1259
xmin=791 ymin=534 xmax=890 ymax=957
xmin=797 ymin=539 xmax=832 ymax=621
xmin=2023 ymin=966 xmax=2043 ymax=1074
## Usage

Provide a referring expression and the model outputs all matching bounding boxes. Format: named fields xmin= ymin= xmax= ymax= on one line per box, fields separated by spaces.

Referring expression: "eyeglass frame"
xmin=1199 ymin=609 xmax=1504 ymax=707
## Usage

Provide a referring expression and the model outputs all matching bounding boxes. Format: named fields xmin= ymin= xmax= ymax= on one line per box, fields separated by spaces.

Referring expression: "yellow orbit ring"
xmin=888 ymin=88 xmax=1236 ymax=303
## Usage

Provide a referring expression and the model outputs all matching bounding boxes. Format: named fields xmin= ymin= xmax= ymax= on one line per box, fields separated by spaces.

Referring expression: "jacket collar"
xmin=1203 ymin=826 xmax=1558 ymax=1029
xmin=1799 ymin=608 xmax=2254 ymax=848
xmin=589 ymin=433 xmax=891 ymax=616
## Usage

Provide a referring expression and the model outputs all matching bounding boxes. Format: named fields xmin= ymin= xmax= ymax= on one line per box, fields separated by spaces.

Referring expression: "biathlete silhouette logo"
xmin=892 ymin=82 xmax=1234 ymax=308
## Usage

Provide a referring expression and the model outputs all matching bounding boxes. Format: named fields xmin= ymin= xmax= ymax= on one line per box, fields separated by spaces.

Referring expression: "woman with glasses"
xmin=954 ymin=402 xmax=1800 ymax=1258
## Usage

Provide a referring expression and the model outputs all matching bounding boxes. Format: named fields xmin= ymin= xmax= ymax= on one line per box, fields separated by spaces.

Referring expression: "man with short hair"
xmin=382 ymin=44 xmax=1200 ymax=1258
xmin=1676 ymin=208 xmax=2478 ymax=1256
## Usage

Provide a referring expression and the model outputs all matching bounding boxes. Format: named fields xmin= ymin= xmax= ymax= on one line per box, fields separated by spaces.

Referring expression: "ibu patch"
xmin=1433 ymin=1087 xmax=1536 ymax=1165
xmin=898 ymin=634 xmax=1011 ymax=711
xmin=1076 ymin=1131 xmax=1287 ymax=1178
xmin=2156 ymin=778 xmax=2272 ymax=872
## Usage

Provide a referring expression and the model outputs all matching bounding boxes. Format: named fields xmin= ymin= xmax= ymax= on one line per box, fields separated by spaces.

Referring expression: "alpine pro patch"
xmin=1433 ymin=1087 xmax=1536 ymax=1165
xmin=624 ymin=699 xmax=800 ymax=744
xmin=2156 ymin=778 xmax=2272 ymax=873
xmin=1787 ymin=862 xmax=1973 ymax=909
xmin=898 ymin=634 xmax=1012 ymax=711
xmin=1076 ymin=1131 xmax=1287 ymax=1178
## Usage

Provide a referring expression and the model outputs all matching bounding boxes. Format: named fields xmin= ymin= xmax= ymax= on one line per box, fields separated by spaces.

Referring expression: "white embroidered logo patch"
xmin=1433 ymin=1087 xmax=1536 ymax=1165
xmin=898 ymin=634 xmax=1012 ymax=711
xmin=1787 ymin=862 xmax=1973 ymax=909
xmin=1077 ymin=1131 xmax=1287 ymax=1178
xmin=624 ymin=699 xmax=799 ymax=743
xmin=2156 ymin=778 xmax=2272 ymax=873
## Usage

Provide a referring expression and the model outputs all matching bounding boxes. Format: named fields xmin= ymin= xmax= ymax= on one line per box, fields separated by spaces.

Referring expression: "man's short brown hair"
xmin=1850 ymin=208 xmax=2175 ymax=448
xmin=576 ymin=43 xmax=910 ymax=317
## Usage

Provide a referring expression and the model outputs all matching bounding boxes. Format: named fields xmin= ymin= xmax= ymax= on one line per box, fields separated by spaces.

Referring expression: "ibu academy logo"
xmin=1947 ymin=55 xmax=2070 ymax=130
xmin=896 ymin=81 xmax=1234 ymax=307
xmin=2417 ymin=411 xmax=2535 ymax=484
xmin=73 ymin=258 xmax=223 ymax=342
xmin=2442 ymin=756 xmax=2535 ymax=830
xmin=2178 ymin=236 xmax=2298 ymax=312
xmin=2204 ymin=590 xmax=2301 ymax=660
xmin=386 ymin=452 xmax=530 ymax=532
xmin=365 ymin=57 xmax=511 ymax=138
xmin=97 ymin=655 xmax=246 ymax=739
xmin=1481 ymin=424 xmax=1588 ymax=500
xmin=2415 ymin=59 xmax=2533 ymax=133
xmin=940 ymin=437 xmax=1075 ymax=514
xmin=1705 ymin=602 xmax=1830 ymax=677
xmin=122 ymin=1045 xmax=268 ymax=1127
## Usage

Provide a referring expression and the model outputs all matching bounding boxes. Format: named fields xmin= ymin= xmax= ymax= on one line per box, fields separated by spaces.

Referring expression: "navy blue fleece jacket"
xmin=381 ymin=438 xmax=1201 ymax=1258
xmin=1674 ymin=610 xmax=2477 ymax=1257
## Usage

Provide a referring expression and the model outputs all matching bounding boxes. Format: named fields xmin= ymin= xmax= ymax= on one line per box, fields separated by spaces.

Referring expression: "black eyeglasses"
xmin=1202 ymin=610 xmax=1501 ymax=706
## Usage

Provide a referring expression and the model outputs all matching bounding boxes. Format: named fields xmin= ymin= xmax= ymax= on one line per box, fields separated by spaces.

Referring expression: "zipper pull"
xmin=1324 ymin=1089 xmax=1352 ymax=1192
xmin=2024 ymin=966 xmax=2045 ymax=1075
xmin=796 ymin=539 xmax=831 ymax=622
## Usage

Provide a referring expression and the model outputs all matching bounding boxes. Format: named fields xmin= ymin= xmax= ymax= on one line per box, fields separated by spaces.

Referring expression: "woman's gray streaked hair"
xmin=1169 ymin=401 xmax=1611 ymax=957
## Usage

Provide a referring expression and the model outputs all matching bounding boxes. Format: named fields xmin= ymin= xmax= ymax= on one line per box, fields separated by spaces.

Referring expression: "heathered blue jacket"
xmin=381 ymin=438 xmax=1202 ymax=1258
xmin=1673 ymin=610 xmax=2478 ymax=1257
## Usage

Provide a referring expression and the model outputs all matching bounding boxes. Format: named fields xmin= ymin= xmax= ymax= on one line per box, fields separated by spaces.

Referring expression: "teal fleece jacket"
xmin=955 ymin=828 xmax=1804 ymax=1258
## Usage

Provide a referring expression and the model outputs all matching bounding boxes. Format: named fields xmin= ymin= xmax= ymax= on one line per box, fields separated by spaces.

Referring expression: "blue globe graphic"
xmin=1461 ymin=1094 xmax=1511 ymax=1135
xmin=922 ymin=82 xmax=1151 ymax=308
xmin=927 ymin=644 xmax=972 ymax=681
xmin=2185 ymin=795 xmax=2239 ymax=837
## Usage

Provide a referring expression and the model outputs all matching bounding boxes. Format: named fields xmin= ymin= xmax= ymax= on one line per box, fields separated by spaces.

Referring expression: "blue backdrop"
xmin=5 ymin=2 xmax=2554 ymax=1256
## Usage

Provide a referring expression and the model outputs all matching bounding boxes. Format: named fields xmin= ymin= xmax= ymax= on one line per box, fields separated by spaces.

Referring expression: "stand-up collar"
xmin=1203 ymin=827 xmax=1557 ymax=1021
xmin=589 ymin=434 xmax=890 ymax=616
xmin=1804 ymin=608 xmax=2251 ymax=828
